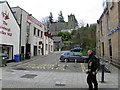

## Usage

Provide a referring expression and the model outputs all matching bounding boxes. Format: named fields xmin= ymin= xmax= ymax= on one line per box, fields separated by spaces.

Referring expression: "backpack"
xmin=95 ymin=55 xmax=100 ymax=71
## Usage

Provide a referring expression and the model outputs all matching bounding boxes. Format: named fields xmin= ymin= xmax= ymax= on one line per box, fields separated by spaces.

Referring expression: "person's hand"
xmin=92 ymin=72 xmax=96 ymax=75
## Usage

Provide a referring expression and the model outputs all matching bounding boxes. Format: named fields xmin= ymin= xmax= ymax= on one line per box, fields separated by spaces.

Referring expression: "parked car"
xmin=0 ymin=53 xmax=8 ymax=66
xmin=70 ymin=47 xmax=83 ymax=52
xmin=0 ymin=53 xmax=8 ymax=59
xmin=59 ymin=51 xmax=88 ymax=62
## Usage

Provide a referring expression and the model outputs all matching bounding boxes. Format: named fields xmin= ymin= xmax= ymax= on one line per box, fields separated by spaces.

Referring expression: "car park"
xmin=59 ymin=51 xmax=88 ymax=62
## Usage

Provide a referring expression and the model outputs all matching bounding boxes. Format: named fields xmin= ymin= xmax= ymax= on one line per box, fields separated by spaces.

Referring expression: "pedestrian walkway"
xmin=1 ymin=66 xmax=119 ymax=89
xmin=0 ymin=52 xmax=119 ymax=89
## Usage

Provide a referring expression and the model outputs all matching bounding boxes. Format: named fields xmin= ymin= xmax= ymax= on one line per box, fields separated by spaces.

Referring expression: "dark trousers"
xmin=87 ymin=73 xmax=98 ymax=90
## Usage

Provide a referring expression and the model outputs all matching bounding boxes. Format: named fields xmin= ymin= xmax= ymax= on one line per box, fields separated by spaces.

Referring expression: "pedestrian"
xmin=86 ymin=50 xmax=99 ymax=90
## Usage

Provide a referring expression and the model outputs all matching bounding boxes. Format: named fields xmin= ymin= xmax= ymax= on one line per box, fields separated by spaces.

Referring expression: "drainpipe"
xmin=19 ymin=9 xmax=22 ymax=60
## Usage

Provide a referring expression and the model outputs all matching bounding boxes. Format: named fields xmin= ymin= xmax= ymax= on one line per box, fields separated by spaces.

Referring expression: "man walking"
xmin=86 ymin=50 xmax=99 ymax=90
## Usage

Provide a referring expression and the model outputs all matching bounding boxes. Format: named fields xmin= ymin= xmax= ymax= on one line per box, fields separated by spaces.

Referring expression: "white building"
xmin=12 ymin=6 xmax=53 ymax=58
xmin=44 ymin=30 xmax=53 ymax=54
xmin=0 ymin=1 xmax=20 ymax=60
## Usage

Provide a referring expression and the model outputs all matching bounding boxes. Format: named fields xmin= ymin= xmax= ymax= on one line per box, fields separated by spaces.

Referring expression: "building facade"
xmin=68 ymin=14 xmax=78 ymax=29
xmin=12 ymin=7 xmax=53 ymax=58
xmin=96 ymin=1 xmax=120 ymax=60
xmin=49 ymin=14 xmax=78 ymax=36
xmin=0 ymin=1 xmax=20 ymax=60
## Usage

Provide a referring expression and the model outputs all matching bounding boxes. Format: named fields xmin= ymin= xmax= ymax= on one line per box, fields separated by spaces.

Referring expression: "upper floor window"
xmin=110 ymin=0 xmax=114 ymax=9
xmin=34 ymin=27 xmax=36 ymax=35
xmin=41 ymin=31 xmax=43 ymax=38
xmin=37 ymin=29 xmax=40 ymax=37
xmin=100 ymin=21 xmax=103 ymax=36
xmin=106 ymin=12 xmax=110 ymax=31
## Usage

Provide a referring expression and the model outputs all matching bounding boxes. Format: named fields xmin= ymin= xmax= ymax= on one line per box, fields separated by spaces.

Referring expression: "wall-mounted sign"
xmin=0 ymin=10 xmax=12 ymax=37
xmin=107 ymin=26 xmax=120 ymax=36
xmin=27 ymin=16 xmax=43 ymax=28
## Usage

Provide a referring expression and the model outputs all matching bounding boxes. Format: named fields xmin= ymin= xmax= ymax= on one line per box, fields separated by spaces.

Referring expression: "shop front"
xmin=0 ymin=44 xmax=13 ymax=61
xmin=0 ymin=1 xmax=20 ymax=62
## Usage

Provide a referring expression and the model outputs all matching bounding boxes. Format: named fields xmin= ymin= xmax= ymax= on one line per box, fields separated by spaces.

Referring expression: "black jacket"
xmin=88 ymin=54 xmax=99 ymax=73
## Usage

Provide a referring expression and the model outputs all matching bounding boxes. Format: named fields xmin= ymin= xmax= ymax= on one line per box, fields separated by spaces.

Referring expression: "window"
xmin=110 ymin=0 xmax=114 ymax=9
xmin=41 ymin=31 xmax=43 ymax=38
xmin=106 ymin=12 xmax=110 ymax=31
xmin=46 ymin=44 xmax=47 ymax=50
xmin=34 ymin=27 xmax=36 ymax=35
xmin=100 ymin=21 xmax=103 ymax=36
xmin=51 ymin=46 xmax=52 ymax=51
xmin=102 ymin=42 xmax=104 ymax=56
xmin=27 ymin=22 xmax=31 ymax=33
xmin=108 ymin=39 xmax=112 ymax=58
xmin=37 ymin=29 xmax=40 ymax=37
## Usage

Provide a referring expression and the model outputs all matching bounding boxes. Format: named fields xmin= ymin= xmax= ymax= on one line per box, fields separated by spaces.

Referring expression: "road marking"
xmin=20 ymin=63 xmax=67 ymax=71
xmin=80 ymin=63 xmax=86 ymax=72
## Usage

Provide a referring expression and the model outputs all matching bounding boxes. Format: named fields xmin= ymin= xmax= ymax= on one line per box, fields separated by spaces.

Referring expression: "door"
xmin=34 ymin=46 xmax=37 ymax=56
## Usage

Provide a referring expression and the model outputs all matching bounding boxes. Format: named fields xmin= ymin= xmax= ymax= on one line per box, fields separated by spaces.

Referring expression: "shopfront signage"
xmin=0 ymin=11 xmax=12 ymax=37
xmin=27 ymin=16 xmax=43 ymax=28
xmin=107 ymin=26 xmax=120 ymax=36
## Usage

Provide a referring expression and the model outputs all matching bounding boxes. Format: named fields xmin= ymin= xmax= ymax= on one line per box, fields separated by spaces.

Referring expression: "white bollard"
xmin=74 ymin=59 xmax=77 ymax=67
xmin=64 ymin=59 xmax=68 ymax=69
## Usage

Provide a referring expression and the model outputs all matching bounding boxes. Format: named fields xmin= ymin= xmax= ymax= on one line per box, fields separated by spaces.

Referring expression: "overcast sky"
xmin=6 ymin=0 xmax=104 ymax=24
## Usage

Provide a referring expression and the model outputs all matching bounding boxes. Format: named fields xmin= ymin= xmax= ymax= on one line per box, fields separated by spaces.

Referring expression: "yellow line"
xmin=80 ymin=63 xmax=86 ymax=72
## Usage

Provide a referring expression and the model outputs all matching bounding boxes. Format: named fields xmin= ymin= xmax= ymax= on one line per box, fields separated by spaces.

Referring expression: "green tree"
xmin=49 ymin=12 xmax=54 ymax=23
xmin=58 ymin=11 xmax=65 ymax=22
xmin=58 ymin=32 xmax=71 ymax=41
xmin=70 ymin=23 xmax=96 ymax=50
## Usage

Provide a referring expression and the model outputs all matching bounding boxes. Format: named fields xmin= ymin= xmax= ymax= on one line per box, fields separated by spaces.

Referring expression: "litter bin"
xmin=14 ymin=54 xmax=20 ymax=62
xmin=0 ymin=53 xmax=7 ymax=67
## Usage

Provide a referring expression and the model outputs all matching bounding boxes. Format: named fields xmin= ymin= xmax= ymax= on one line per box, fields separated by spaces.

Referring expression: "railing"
xmin=96 ymin=55 xmax=120 ymax=69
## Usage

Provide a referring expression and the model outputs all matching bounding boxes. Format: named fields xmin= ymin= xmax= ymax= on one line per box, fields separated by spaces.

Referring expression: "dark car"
xmin=70 ymin=47 xmax=83 ymax=52
xmin=0 ymin=53 xmax=8 ymax=66
xmin=59 ymin=52 xmax=88 ymax=62
xmin=0 ymin=53 xmax=8 ymax=59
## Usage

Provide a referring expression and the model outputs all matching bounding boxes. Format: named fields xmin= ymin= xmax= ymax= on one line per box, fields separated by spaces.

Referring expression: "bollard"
xmin=74 ymin=59 xmax=77 ymax=67
xmin=54 ymin=59 xmax=59 ymax=68
xmin=75 ymin=59 xmax=77 ymax=64
xmin=64 ymin=59 xmax=68 ymax=69
xmin=101 ymin=64 xmax=105 ymax=83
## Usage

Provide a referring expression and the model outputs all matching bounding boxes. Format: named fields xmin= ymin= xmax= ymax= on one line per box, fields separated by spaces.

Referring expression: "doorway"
xmin=34 ymin=46 xmax=37 ymax=56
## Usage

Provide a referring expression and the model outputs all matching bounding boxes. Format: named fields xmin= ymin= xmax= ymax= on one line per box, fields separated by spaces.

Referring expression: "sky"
xmin=6 ymin=0 xmax=104 ymax=24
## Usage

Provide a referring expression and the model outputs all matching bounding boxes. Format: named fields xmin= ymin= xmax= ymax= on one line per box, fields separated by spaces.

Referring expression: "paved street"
xmin=0 ymin=51 xmax=119 ymax=89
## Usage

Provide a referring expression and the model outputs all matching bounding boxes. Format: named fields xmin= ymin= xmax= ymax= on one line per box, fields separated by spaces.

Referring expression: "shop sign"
xmin=27 ymin=16 xmax=43 ymax=28
xmin=107 ymin=26 xmax=120 ymax=36
xmin=0 ymin=11 xmax=12 ymax=37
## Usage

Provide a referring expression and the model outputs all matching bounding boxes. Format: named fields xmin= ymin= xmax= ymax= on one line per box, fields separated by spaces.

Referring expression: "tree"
xmin=70 ymin=23 xmax=97 ymax=50
xmin=49 ymin=12 xmax=54 ymax=23
xmin=58 ymin=32 xmax=71 ymax=41
xmin=40 ymin=16 xmax=50 ymax=27
xmin=78 ymin=19 xmax=86 ymax=28
xmin=58 ymin=11 xmax=65 ymax=22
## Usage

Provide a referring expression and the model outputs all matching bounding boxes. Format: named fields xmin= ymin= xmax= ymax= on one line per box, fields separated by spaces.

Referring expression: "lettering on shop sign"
xmin=0 ymin=11 xmax=12 ymax=37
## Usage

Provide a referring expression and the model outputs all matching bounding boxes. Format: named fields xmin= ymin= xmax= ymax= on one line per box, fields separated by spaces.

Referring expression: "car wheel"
xmin=64 ymin=58 xmax=69 ymax=62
